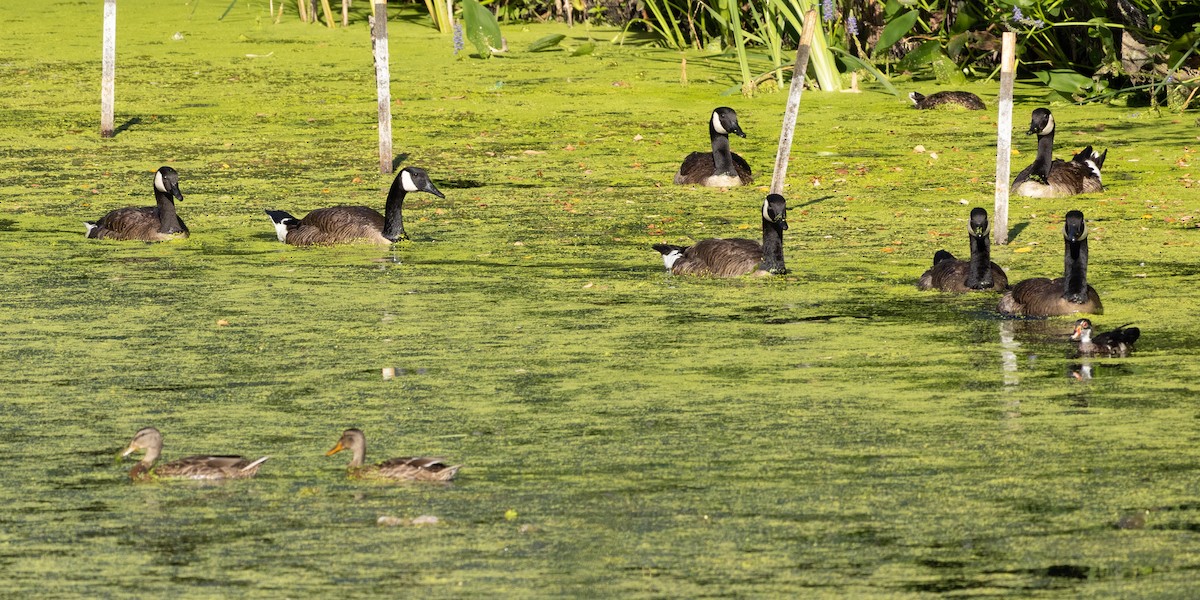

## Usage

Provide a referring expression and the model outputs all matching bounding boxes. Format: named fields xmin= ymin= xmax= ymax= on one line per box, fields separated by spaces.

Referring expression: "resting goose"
xmin=85 ymin=166 xmax=188 ymax=241
xmin=673 ymin=107 xmax=753 ymax=187
xmin=1011 ymin=108 xmax=1106 ymax=198
xmin=917 ymin=207 xmax=1008 ymax=292
xmin=998 ymin=210 xmax=1102 ymax=317
xmin=652 ymin=194 xmax=787 ymax=277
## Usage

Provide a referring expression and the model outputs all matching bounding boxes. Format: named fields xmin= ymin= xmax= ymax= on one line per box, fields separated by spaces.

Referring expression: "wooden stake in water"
xmin=769 ymin=9 xmax=818 ymax=196
xmin=372 ymin=3 xmax=394 ymax=174
xmin=993 ymin=32 xmax=1017 ymax=245
xmin=100 ymin=0 xmax=116 ymax=138
xmin=342 ymin=0 xmax=349 ymax=27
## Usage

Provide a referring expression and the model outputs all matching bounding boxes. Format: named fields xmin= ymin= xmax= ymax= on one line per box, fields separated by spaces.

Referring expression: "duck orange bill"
xmin=325 ymin=441 xmax=346 ymax=456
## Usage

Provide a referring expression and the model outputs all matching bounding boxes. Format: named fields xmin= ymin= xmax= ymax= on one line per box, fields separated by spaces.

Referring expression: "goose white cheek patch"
xmin=272 ymin=221 xmax=290 ymax=242
xmin=711 ymin=112 xmax=727 ymax=135
xmin=154 ymin=170 xmax=166 ymax=193
xmin=400 ymin=170 xmax=417 ymax=192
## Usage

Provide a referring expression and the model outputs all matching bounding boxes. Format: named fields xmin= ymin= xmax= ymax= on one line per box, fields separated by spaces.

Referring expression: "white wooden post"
xmin=993 ymin=32 xmax=1017 ymax=245
xmin=372 ymin=3 xmax=393 ymax=174
xmin=343 ymin=0 xmax=349 ymax=27
xmin=769 ymin=9 xmax=818 ymax=196
xmin=100 ymin=0 xmax=116 ymax=138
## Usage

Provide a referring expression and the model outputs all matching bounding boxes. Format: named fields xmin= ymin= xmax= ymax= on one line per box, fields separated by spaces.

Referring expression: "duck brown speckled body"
xmin=326 ymin=428 xmax=460 ymax=482
xmin=1072 ymin=318 xmax=1139 ymax=356
xmin=918 ymin=207 xmax=1008 ymax=292
xmin=265 ymin=166 xmax=444 ymax=245
xmin=998 ymin=210 xmax=1102 ymax=317
xmin=120 ymin=427 xmax=269 ymax=481
xmin=85 ymin=166 xmax=189 ymax=241
xmin=653 ymin=194 xmax=787 ymax=277
xmin=908 ymin=91 xmax=985 ymax=110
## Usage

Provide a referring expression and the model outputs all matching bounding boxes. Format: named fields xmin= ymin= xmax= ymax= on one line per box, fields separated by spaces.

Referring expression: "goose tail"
xmin=242 ymin=456 xmax=270 ymax=472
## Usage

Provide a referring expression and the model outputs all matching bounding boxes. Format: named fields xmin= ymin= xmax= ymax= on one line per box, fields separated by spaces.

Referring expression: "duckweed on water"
xmin=2 ymin=1 xmax=1199 ymax=596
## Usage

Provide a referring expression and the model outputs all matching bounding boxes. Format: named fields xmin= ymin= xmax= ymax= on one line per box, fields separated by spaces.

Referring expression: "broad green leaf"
xmin=1033 ymin=69 xmax=1094 ymax=94
xmin=571 ymin=42 xmax=595 ymax=56
xmin=528 ymin=34 xmax=566 ymax=52
xmin=830 ymin=47 xmax=900 ymax=96
xmin=462 ymin=0 xmax=503 ymax=58
xmin=874 ymin=10 xmax=919 ymax=57
xmin=896 ymin=40 xmax=942 ymax=72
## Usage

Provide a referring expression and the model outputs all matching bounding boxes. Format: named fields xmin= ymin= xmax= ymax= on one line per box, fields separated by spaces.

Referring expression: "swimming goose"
xmin=918 ymin=207 xmax=1008 ymax=292
xmin=998 ymin=210 xmax=1102 ymax=317
xmin=673 ymin=107 xmax=753 ymax=187
xmin=85 ymin=166 xmax=188 ymax=241
xmin=1011 ymin=108 xmax=1106 ymax=198
xmin=326 ymin=428 xmax=461 ymax=482
xmin=1071 ymin=319 xmax=1139 ymax=357
xmin=652 ymin=194 xmax=787 ymax=277
xmin=908 ymin=91 xmax=985 ymax=110
xmin=265 ymin=166 xmax=444 ymax=245
xmin=120 ymin=427 xmax=269 ymax=481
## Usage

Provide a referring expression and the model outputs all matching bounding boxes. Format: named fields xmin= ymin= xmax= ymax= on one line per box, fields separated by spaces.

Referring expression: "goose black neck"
xmin=759 ymin=217 xmax=786 ymax=274
xmin=965 ymin=234 xmax=993 ymax=288
xmin=709 ymin=128 xmax=737 ymax=177
xmin=381 ymin=176 xmax=408 ymax=242
xmin=154 ymin=190 xmax=184 ymax=234
xmin=1032 ymin=129 xmax=1055 ymax=181
xmin=1062 ymin=236 xmax=1089 ymax=301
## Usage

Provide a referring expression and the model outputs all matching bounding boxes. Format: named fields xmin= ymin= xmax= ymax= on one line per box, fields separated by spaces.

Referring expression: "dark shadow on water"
xmin=0 ymin=219 xmax=16 ymax=231
xmin=1007 ymin=221 xmax=1029 ymax=243
xmin=389 ymin=153 xmax=411 ymax=172
xmin=113 ymin=117 xmax=142 ymax=136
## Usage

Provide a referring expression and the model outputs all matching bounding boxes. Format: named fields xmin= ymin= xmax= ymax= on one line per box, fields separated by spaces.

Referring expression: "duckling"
xmin=673 ymin=107 xmax=753 ymax=187
xmin=1071 ymin=318 xmax=1139 ymax=356
xmin=652 ymin=194 xmax=787 ymax=277
xmin=84 ymin=166 xmax=188 ymax=241
xmin=1011 ymin=108 xmax=1106 ymax=198
xmin=908 ymin=91 xmax=985 ymax=110
xmin=264 ymin=166 xmax=444 ymax=245
xmin=918 ymin=207 xmax=1008 ymax=292
xmin=998 ymin=210 xmax=1103 ymax=317
xmin=326 ymin=428 xmax=460 ymax=482
xmin=120 ymin=427 xmax=269 ymax=481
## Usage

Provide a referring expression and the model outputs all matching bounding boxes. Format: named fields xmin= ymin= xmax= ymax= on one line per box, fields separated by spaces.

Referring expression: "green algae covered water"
xmin=2 ymin=1 xmax=1200 ymax=596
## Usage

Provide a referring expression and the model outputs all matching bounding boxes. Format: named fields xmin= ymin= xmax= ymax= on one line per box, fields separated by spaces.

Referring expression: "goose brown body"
xmin=653 ymin=194 xmax=788 ymax=278
xmin=86 ymin=166 xmax=188 ymax=241
xmin=1011 ymin=109 xmax=1105 ymax=198
xmin=326 ymin=428 xmax=460 ymax=482
xmin=998 ymin=210 xmax=1102 ymax=317
xmin=120 ymin=427 xmax=268 ymax=481
xmin=918 ymin=208 xmax=1008 ymax=292
xmin=674 ymin=107 xmax=753 ymax=187
xmin=265 ymin=167 xmax=444 ymax=246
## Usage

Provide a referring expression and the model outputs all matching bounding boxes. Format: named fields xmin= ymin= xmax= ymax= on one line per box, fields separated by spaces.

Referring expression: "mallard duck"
xmin=652 ymin=194 xmax=787 ymax=277
xmin=264 ymin=166 xmax=444 ymax=245
xmin=326 ymin=428 xmax=460 ymax=482
xmin=120 ymin=427 xmax=269 ymax=481
xmin=908 ymin=91 xmax=985 ymax=110
xmin=998 ymin=210 xmax=1103 ymax=317
xmin=1072 ymin=318 xmax=1139 ymax=356
xmin=673 ymin=107 xmax=753 ymax=187
xmin=85 ymin=166 xmax=189 ymax=241
xmin=1011 ymin=108 xmax=1106 ymax=198
xmin=918 ymin=207 xmax=1008 ymax=292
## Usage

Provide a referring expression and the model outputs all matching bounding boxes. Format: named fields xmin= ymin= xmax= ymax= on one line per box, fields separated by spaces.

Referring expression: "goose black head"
xmin=711 ymin=107 xmax=746 ymax=138
xmin=968 ymin=207 xmax=990 ymax=238
xmin=398 ymin=166 xmax=445 ymax=199
xmin=1063 ymin=210 xmax=1087 ymax=243
xmin=1026 ymin=108 xmax=1054 ymax=136
xmin=154 ymin=166 xmax=184 ymax=201
xmin=763 ymin=194 xmax=787 ymax=230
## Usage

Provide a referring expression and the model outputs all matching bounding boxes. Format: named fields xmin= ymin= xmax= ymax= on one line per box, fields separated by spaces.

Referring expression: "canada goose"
xmin=652 ymin=194 xmax=787 ymax=277
xmin=998 ymin=210 xmax=1103 ymax=317
xmin=673 ymin=107 xmax=753 ymax=187
xmin=908 ymin=91 xmax=985 ymax=110
xmin=326 ymin=428 xmax=460 ymax=482
xmin=1071 ymin=318 xmax=1139 ymax=357
xmin=917 ymin=207 xmax=1008 ymax=292
xmin=1011 ymin=108 xmax=1106 ymax=198
xmin=120 ymin=427 xmax=269 ymax=481
xmin=84 ymin=166 xmax=188 ymax=241
xmin=264 ymin=166 xmax=444 ymax=245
